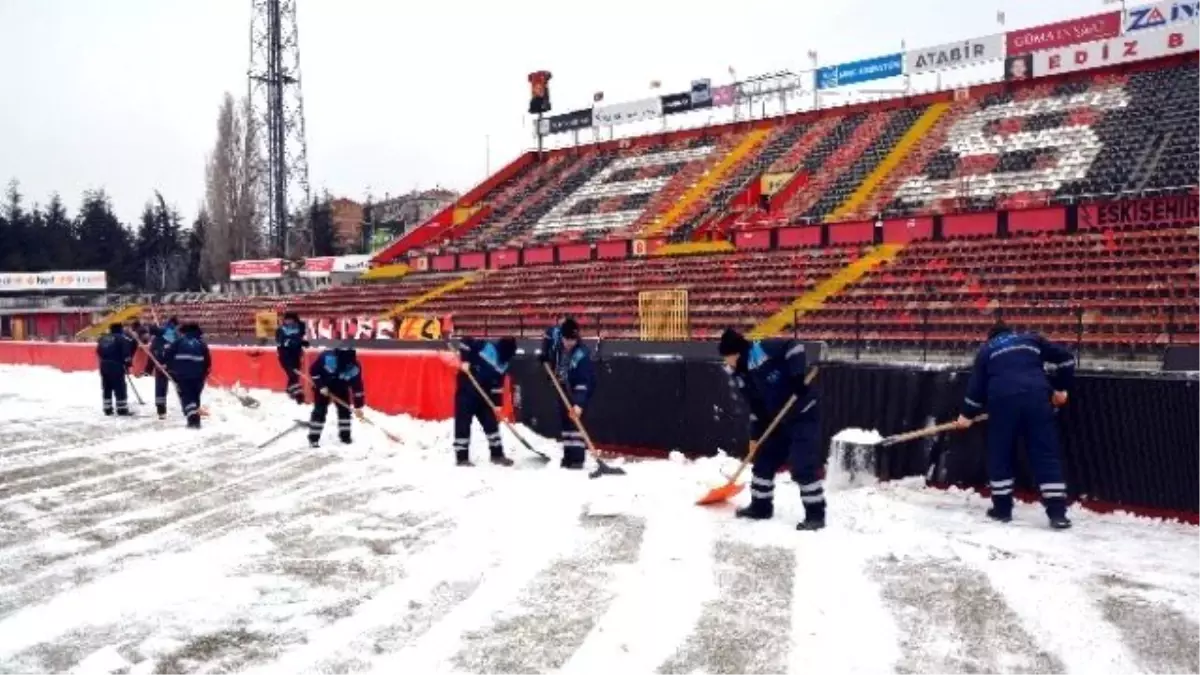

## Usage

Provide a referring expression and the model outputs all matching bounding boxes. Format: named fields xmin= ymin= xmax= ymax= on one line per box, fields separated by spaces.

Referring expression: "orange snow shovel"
xmin=696 ymin=367 xmax=818 ymax=506
xmin=294 ymin=369 xmax=402 ymax=444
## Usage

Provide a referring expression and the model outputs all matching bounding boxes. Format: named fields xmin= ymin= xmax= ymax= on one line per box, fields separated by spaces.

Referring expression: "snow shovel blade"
xmin=696 ymin=481 xmax=744 ymax=506
xmin=830 ymin=438 xmax=879 ymax=489
xmin=238 ymin=394 xmax=260 ymax=408
xmin=588 ymin=459 xmax=626 ymax=479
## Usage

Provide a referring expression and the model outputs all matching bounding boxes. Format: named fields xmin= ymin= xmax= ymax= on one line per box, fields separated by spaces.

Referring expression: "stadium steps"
xmin=76 ymin=304 xmax=145 ymax=340
xmin=640 ymin=129 xmax=770 ymax=238
xmin=381 ymin=272 xmax=482 ymax=320
xmin=826 ymin=102 xmax=951 ymax=222
xmin=749 ymin=244 xmax=904 ymax=337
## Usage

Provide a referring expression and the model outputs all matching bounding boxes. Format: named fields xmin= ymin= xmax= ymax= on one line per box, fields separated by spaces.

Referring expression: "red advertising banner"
xmin=1006 ymin=12 xmax=1121 ymax=55
xmin=300 ymin=257 xmax=336 ymax=277
xmin=229 ymin=259 xmax=283 ymax=281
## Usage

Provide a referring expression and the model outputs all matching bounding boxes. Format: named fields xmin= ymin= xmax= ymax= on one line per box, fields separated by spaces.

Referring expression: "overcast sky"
xmin=0 ymin=0 xmax=1110 ymax=224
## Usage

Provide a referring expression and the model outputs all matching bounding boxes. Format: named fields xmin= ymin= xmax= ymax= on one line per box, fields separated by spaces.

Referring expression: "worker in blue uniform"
xmin=96 ymin=323 xmax=133 ymax=416
xmin=148 ymin=316 xmax=180 ymax=419
xmin=452 ymin=336 xmax=518 ymax=467
xmin=308 ymin=345 xmax=365 ymax=447
xmin=718 ymin=328 xmax=824 ymax=531
xmin=955 ymin=323 xmax=1075 ymax=530
xmin=539 ymin=318 xmax=596 ymax=470
xmin=165 ymin=323 xmax=212 ymax=429
xmin=276 ymin=312 xmax=309 ymax=404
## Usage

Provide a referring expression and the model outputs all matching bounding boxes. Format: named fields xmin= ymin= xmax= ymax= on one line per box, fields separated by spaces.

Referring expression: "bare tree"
xmin=202 ymin=93 xmax=263 ymax=283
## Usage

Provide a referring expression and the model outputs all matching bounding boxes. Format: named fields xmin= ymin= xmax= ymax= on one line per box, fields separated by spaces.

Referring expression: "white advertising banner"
xmin=333 ymin=255 xmax=371 ymax=274
xmin=1032 ymin=27 xmax=1197 ymax=77
xmin=905 ymin=34 xmax=1006 ymax=74
xmin=0 ymin=271 xmax=107 ymax=292
xmin=1124 ymin=0 xmax=1200 ymax=32
xmin=593 ymin=97 xmax=662 ymax=127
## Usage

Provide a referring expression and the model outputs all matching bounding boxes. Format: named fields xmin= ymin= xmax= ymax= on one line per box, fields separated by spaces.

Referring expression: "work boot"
xmin=796 ymin=518 xmax=826 ymax=531
xmin=157 ymin=413 xmax=167 ymax=421
xmin=490 ymin=454 xmax=514 ymax=467
xmin=339 ymin=432 xmax=352 ymax=445
xmin=1048 ymin=514 xmax=1072 ymax=530
xmin=735 ymin=499 xmax=773 ymax=520
xmin=308 ymin=437 xmax=320 ymax=449
xmin=456 ymin=449 xmax=473 ymax=467
xmin=986 ymin=507 xmax=1012 ymax=523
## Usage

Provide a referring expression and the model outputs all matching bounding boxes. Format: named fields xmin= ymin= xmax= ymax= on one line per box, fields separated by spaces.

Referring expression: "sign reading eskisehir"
xmin=816 ymin=52 xmax=904 ymax=90
xmin=0 ymin=271 xmax=107 ymax=292
xmin=905 ymin=34 xmax=1005 ymax=74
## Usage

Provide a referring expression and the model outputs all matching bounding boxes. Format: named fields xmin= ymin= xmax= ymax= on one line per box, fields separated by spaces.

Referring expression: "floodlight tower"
xmin=248 ymin=0 xmax=311 ymax=257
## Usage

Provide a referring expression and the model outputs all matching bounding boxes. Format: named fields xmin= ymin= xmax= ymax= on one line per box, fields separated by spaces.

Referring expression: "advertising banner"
xmin=690 ymin=79 xmax=712 ymax=107
xmin=333 ymin=255 xmax=371 ymax=274
xmin=0 ymin=271 xmax=107 ymax=292
xmin=1081 ymin=195 xmax=1199 ymax=228
xmin=1125 ymin=0 xmax=1200 ymax=32
xmin=299 ymin=257 xmax=336 ymax=277
xmin=760 ymin=172 xmax=794 ymax=196
xmin=1006 ymin=12 xmax=1121 ymax=55
xmin=906 ymin=34 xmax=1005 ymax=74
xmin=660 ymin=92 xmax=694 ymax=115
xmin=710 ymin=84 xmax=737 ymax=107
xmin=815 ymin=53 xmax=903 ymax=90
xmin=1032 ymin=27 xmax=1197 ymax=77
xmin=229 ymin=259 xmax=283 ymax=281
xmin=593 ymin=97 xmax=662 ymax=126
xmin=542 ymin=108 xmax=594 ymax=135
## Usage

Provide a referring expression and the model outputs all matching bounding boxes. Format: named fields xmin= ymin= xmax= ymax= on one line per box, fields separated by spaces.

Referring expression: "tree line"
xmin=1 ymin=93 xmax=355 ymax=293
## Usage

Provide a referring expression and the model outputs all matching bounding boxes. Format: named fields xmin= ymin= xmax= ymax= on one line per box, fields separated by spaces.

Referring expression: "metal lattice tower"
xmin=248 ymin=0 xmax=311 ymax=257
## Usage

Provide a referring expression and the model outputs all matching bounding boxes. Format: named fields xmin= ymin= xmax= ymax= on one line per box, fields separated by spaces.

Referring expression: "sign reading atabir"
xmin=0 ymin=271 xmax=107 ymax=292
xmin=905 ymin=34 xmax=1005 ymax=74
xmin=1032 ymin=27 xmax=1197 ymax=77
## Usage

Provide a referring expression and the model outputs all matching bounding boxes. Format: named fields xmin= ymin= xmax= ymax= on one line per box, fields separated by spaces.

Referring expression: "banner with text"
xmin=906 ymin=34 xmax=1005 ymax=74
xmin=660 ymin=81 xmax=715 ymax=116
xmin=229 ymin=259 xmax=283 ymax=281
xmin=333 ymin=255 xmax=371 ymax=274
xmin=815 ymin=53 xmax=904 ymax=90
xmin=1006 ymin=12 xmax=1121 ymax=55
xmin=0 ymin=271 xmax=107 ymax=292
xmin=593 ymin=97 xmax=662 ymax=126
xmin=1080 ymin=195 xmax=1199 ymax=229
xmin=1032 ymin=27 xmax=1197 ymax=77
xmin=1124 ymin=0 xmax=1200 ymax=33
xmin=540 ymin=108 xmax=594 ymax=135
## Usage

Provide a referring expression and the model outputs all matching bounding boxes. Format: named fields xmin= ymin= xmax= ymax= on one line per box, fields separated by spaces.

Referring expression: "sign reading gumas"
xmin=1006 ymin=12 xmax=1122 ymax=55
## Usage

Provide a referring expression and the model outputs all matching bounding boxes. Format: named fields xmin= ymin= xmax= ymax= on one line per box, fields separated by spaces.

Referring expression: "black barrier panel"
xmin=509 ymin=356 xmax=1198 ymax=515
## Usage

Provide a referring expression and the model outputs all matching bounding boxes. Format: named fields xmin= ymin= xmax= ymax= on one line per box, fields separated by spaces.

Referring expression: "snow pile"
xmin=827 ymin=427 xmax=885 ymax=492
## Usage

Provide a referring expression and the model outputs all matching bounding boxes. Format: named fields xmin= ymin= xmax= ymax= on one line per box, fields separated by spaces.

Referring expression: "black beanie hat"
xmin=561 ymin=318 xmax=580 ymax=340
xmin=988 ymin=322 xmax=1012 ymax=340
xmin=109 ymin=323 xmax=124 ymax=334
xmin=181 ymin=322 xmax=202 ymax=336
xmin=284 ymin=312 xmax=299 ymax=322
xmin=718 ymin=328 xmax=750 ymax=356
xmin=497 ymin=337 xmax=517 ymax=362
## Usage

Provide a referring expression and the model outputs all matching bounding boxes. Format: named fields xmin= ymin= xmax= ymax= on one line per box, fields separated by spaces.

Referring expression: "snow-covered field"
xmin=0 ymin=365 xmax=1196 ymax=675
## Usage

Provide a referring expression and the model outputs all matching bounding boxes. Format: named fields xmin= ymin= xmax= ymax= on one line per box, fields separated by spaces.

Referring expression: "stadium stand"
xmin=119 ymin=53 xmax=1197 ymax=363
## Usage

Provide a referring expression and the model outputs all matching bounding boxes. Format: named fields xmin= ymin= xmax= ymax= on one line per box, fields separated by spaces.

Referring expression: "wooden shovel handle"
xmin=881 ymin=413 xmax=989 ymax=446
xmin=729 ymin=366 xmax=819 ymax=483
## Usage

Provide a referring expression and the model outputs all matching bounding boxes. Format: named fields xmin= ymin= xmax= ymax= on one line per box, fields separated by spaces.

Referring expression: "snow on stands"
xmin=0 ymin=365 xmax=1197 ymax=674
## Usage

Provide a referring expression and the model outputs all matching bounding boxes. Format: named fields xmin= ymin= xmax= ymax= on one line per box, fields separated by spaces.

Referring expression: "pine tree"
xmin=184 ymin=210 xmax=209 ymax=290
xmin=43 ymin=194 xmax=75 ymax=270
xmin=76 ymin=190 xmax=136 ymax=289
xmin=1 ymin=180 xmax=28 ymax=271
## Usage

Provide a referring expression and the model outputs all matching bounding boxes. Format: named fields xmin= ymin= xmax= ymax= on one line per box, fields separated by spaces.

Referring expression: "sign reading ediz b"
xmin=1032 ymin=28 xmax=1197 ymax=77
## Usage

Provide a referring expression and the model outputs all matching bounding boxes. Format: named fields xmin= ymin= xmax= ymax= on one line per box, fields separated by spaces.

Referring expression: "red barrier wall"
xmin=0 ymin=342 xmax=470 ymax=422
